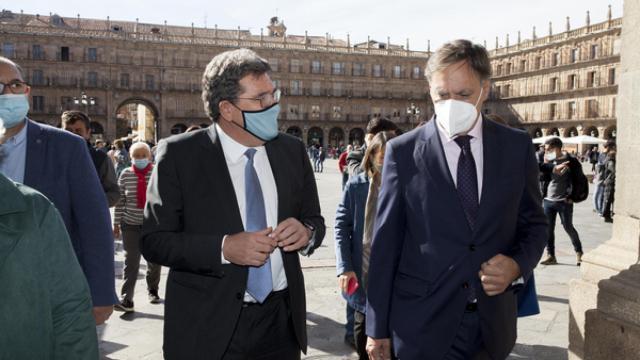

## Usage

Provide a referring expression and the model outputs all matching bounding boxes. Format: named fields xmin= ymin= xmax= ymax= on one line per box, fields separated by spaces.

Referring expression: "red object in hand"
xmin=347 ymin=277 xmax=359 ymax=296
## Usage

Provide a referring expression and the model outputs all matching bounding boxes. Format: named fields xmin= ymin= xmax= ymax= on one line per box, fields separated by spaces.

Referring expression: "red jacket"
xmin=338 ymin=151 xmax=348 ymax=173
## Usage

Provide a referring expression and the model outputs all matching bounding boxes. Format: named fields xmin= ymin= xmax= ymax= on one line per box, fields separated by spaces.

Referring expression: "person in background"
xmin=539 ymin=137 xmax=584 ymax=266
xmin=346 ymin=117 xmax=400 ymax=178
xmin=111 ymin=139 xmax=130 ymax=178
xmin=602 ymin=141 xmax=616 ymax=223
xmin=316 ymin=146 xmax=325 ymax=173
xmin=335 ymin=131 xmax=397 ymax=359
xmin=338 ymin=144 xmax=353 ymax=190
xmin=594 ymin=142 xmax=613 ymax=216
xmin=62 ymin=110 xmax=120 ymax=207
xmin=113 ymin=142 xmax=162 ymax=313
xmin=95 ymin=139 xmax=109 ymax=154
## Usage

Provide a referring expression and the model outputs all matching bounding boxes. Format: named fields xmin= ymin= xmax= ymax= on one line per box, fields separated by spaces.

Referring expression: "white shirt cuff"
xmin=221 ymin=235 xmax=230 ymax=264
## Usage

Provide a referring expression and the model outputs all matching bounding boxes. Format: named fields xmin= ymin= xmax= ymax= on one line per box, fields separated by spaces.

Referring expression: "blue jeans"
xmin=345 ymin=304 xmax=355 ymax=337
xmin=543 ymin=199 xmax=583 ymax=256
xmin=593 ymin=183 xmax=604 ymax=215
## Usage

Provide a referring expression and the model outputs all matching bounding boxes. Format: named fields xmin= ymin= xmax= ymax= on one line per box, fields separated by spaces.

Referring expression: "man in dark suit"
xmin=142 ymin=48 xmax=325 ymax=360
xmin=0 ymin=57 xmax=117 ymax=325
xmin=365 ymin=40 xmax=548 ymax=360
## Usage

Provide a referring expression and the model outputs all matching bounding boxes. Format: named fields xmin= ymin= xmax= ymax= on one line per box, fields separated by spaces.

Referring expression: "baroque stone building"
xmin=0 ymin=11 xmax=431 ymax=147
xmin=485 ymin=6 xmax=621 ymax=142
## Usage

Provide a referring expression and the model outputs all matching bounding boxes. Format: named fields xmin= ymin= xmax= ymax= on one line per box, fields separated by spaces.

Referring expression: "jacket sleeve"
xmin=298 ymin=140 xmax=326 ymax=256
xmin=365 ymin=143 xmax=406 ymax=339
xmin=141 ymin=139 xmax=226 ymax=275
xmin=509 ymin=137 xmax=549 ymax=282
xmin=41 ymin=204 xmax=99 ymax=360
xmin=113 ymin=171 xmax=126 ymax=226
xmin=334 ymin=183 xmax=354 ymax=276
xmin=68 ymin=138 xmax=117 ymax=306
xmin=101 ymin=156 xmax=121 ymax=207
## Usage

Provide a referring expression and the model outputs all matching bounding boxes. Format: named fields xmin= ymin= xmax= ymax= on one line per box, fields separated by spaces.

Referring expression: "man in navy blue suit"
xmin=365 ymin=40 xmax=547 ymax=360
xmin=0 ymin=57 xmax=116 ymax=324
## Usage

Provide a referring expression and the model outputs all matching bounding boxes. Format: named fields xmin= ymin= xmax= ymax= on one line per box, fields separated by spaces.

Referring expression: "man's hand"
xmin=338 ymin=271 xmax=356 ymax=293
xmin=553 ymin=161 xmax=570 ymax=175
xmin=113 ymin=225 xmax=120 ymax=239
xmin=271 ymin=218 xmax=311 ymax=252
xmin=479 ymin=254 xmax=521 ymax=296
xmin=93 ymin=306 xmax=113 ymax=325
xmin=222 ymin=228 xmax=276 ymax=266
xmin=366 ymin=337 xmax=392 ymax=360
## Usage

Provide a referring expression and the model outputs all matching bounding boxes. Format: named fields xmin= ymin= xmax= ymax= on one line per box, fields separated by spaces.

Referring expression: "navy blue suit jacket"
xmin=334 ymin=173 xmax=369 ymax=313
xmin=366 ymin=118 xmax=548 ymax=359
xmin=23 ymin=120 xmax=116 ymax=306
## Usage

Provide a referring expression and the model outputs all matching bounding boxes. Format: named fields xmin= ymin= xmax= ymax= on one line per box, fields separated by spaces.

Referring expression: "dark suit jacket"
xmin=366 ymin=118 xmax=548 ymax=360
xmin=141 ymin=128 xmax=325 ymax=360
xmin=23 ymin=120 xmax=117 ymax=306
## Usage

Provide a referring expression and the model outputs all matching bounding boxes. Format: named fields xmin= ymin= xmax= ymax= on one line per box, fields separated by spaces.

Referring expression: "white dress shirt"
xmin=436 ymin=114 xmax=484 ymax=201
xmin=214 ymin=124 xmax=287 ymax=302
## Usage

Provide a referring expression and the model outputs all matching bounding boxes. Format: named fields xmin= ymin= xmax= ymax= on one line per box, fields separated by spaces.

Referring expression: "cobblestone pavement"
xmin=100 ymin=159 xmax=612 ymax=359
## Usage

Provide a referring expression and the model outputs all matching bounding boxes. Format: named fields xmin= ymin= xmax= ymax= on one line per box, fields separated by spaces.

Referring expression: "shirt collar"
xmin=214 ymin=123 xmax=264 ymax=163
xmin=1 ymin=120 xmax=28 ymax=147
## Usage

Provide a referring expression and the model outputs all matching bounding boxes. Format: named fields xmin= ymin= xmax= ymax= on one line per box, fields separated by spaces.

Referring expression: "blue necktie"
xmin=244 ymin=148 xmax=273 ymax=303
xmin=454 ymin=136 xmax=479 ymax=230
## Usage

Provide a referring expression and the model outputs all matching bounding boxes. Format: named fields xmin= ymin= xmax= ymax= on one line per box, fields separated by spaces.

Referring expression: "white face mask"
xmin=545 ymin=151 xmax=557 ymax=162
xmin=434 ymin=87 xmax=483 ymax=138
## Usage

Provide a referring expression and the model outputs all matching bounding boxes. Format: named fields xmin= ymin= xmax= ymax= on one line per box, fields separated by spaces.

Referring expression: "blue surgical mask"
xmin=234 ymin=103 xmax=280 ymax=142
xmin=133 ymin=159 xmax=150 ymax=169
xmin=0 ymin=94 xmax=29 ymax=129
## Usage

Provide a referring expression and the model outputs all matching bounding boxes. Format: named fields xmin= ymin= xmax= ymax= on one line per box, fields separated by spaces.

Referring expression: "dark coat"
xmin=142 ymin=128 xmax=325 ymax=360
xmin=365 ymin=118 xmax=548 ymax=360
xmin=23 ymin=120 xmax=117 ymax=306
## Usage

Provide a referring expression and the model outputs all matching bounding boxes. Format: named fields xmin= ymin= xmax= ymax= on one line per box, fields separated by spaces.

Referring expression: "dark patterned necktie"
xmin=454 ymin=135 xmax=479 ymax=230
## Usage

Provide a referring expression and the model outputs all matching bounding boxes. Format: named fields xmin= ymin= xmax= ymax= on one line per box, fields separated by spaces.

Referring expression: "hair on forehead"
xmin=130 ymin=141 xmax=151 ymax=155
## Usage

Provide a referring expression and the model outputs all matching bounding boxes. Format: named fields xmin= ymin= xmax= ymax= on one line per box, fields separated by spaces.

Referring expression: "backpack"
xmin=568 ymin=156 xmax=589 ymax=203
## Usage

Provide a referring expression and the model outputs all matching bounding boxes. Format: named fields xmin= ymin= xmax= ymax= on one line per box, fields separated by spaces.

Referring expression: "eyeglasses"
xmin=235 ymin=89 xmax=281 ymax=108
xmin=0 ymin=80 xmax=29 ymax=95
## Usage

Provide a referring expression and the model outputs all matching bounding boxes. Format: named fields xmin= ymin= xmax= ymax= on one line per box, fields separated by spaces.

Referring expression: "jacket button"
xmin=236 ymin=292 xmax=242 ymax=300
xmin=462 ymin=282 xmax=469 ymax=289
xmin=469 ymin=244 xmax=476 ymax=251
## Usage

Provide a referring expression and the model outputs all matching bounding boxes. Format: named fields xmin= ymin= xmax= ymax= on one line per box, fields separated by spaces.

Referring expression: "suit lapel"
xmin=200 ymin=128 xmax=244 ymax=233
xmin=265 ymin=138 xmax=289 ymax=224
xmin=23 ymin=120 xmax=46 ymax=188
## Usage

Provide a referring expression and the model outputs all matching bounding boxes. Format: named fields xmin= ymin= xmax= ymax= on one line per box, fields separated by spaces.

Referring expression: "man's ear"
xmin=218 ymin=100 xmax=234 ymax=123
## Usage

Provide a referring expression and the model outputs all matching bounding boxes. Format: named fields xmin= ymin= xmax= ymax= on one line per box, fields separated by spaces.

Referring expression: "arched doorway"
xmin=349 ymin=128 xmax=365 ymax=146
xmin=584 ymin=126 xmax=599 ymax=138
xmin=564 ymin=127 xmax=578 ymax=137
xmin=171 ymin=123 xmax=187 ymax=134
xmin=90 ymin=121 xmax=104 ymax=136
xmin=548 ymin=127 xmax=560 ymax=136
xmin=115 ymin=99 xmax=158 ymax=142
xmin=286 ymin=126 xmax=302 ymax=139
xmin=604 ymin=126 xmax=617 ymax=140
xmin=329 ymin=127 xmax=345 ymax=148
xmin=531 ymin=128 xmax=543 ymax=138
xmin=307 ymin=127 xmax=324 ymax=146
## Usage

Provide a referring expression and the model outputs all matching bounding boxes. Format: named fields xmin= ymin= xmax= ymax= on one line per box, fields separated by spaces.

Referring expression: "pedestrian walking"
xmin=539 ymin=137 xmax=586 ymax=266
xmin=335 ymin=131 xmax=397 ymax=360
xmin=113 ymin=142 xmax=162 ymax=313
xmin=142 ymin=48 xmax=325 ymax=360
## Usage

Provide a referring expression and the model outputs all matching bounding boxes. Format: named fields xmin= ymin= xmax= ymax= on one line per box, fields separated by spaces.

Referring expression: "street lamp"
xmin=406 ymin=103 xmax=421 ymax=128
xmin=73 ymin=91 xmax=96 ymax=113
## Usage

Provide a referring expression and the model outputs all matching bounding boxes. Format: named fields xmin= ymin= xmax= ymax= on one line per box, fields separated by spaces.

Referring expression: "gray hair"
xmin=201 ymin=49 xmax=271 ymax=122
xmin=426 ymin=39 xmax=491 ymax=82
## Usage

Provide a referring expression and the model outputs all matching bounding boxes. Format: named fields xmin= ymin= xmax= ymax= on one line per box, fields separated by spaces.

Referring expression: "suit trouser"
xmin=121 ymin=223 xmax=161 ymax=301
xmin=222 ymin=289 xmax=300 ymax=360
xmin=445 ymin=309 xmax=491 ymax=360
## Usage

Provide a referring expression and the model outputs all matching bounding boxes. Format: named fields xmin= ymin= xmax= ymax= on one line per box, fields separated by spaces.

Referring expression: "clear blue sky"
xmin=5 ymin=0 xmax=624 ymax=51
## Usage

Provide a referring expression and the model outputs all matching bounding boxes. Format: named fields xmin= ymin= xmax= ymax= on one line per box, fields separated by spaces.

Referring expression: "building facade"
xmin=485 ymin=7 xmax=621 ymax=142
xmin=0 ymin=11 xmax=431 ymax=147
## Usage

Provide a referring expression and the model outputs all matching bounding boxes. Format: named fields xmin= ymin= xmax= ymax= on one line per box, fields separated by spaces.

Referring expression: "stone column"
xmin=568 ymin=1 xmax=640 ymax=359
